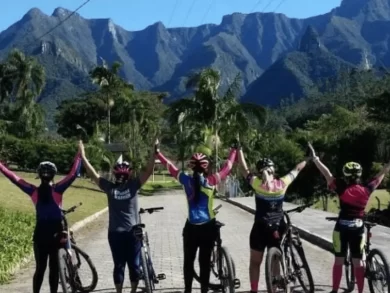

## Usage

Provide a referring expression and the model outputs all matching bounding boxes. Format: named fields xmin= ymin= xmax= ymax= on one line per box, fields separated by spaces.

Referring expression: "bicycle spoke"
xmin=368 ymin=255 xmax=388 ymax=293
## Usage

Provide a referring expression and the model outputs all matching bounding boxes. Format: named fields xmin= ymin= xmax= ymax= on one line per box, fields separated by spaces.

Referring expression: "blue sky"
xmin=1 ymin=0 xmax=342 ymax=33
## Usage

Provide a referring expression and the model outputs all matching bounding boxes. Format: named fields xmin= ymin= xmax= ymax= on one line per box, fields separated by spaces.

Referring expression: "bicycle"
xmin=193 ymin=204 xmax=241 ymax=293
xmin=133 ymin=207 xmax=166 ymax=293
xmin=57 ymin=203 xmax=98 ymax=293
xmin=265 ymin=203 xmax=315 ymax=293
xmin=326 ymin=215 xmax=390 ymax=293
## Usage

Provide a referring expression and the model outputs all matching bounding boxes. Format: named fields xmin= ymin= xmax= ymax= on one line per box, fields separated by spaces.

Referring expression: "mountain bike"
xmin=133 ymin=207 xmax=166 ymax=293
xmin=265 ymin=203 xmax=315 ymax=293
xmin=193 ymin=204 xmax=241 ymax=293
xmin=57 ymin=203 xmax=98 ymax=293
xmin=326 ymin=215 xmax=390 ymax=293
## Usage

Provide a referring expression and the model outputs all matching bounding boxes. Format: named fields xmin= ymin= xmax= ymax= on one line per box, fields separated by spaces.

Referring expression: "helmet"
xmin=37 ymin=161 xmax=57 ymax=180
xmin=113 ymin=161 xmax=132 ymax=176
xmin=256 ymin=158 xmax=274 ymax=171
xmin=189 ymin=153 xmax=209 ymax=171
xmin=342 ymin=162 xmax=362 ymax=177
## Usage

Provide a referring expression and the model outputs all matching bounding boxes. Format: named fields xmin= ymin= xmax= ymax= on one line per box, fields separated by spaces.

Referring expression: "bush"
xmin=0 ymin=135 xmax=110 ymax=173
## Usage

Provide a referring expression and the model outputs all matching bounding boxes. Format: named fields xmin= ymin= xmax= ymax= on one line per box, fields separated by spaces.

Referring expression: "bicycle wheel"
xmin=265 ymin=247 xmax=287 ymax=293
xmin=140 ymin=248 xmax=153 ymax=293
xmin=366 ymin=248 xmax=390 ymax=293
xmin=193 ymin=246 xmax=221 ymax=290
xmin=58 ymin=248 xmax=75 ymax=293
xmin=290 ymin=240 xmax=315 ymax=293
xmin=71 ymin=244 xmax=98 ymax=292
xmin=344 ymin=250 xmax=355 ymax=293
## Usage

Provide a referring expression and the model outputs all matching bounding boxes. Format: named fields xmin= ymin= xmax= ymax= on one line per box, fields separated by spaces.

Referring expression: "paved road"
xmin=1 ymin=192 xmax=369 ymax=292
xmin=230 ymin=197 xmax=390 ymax=261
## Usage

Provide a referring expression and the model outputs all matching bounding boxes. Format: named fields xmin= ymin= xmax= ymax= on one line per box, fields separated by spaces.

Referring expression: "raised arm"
xmin=366 ymin=161 xmax=390 ymax=192
xmin=139 ymin=141 xmax=157 ymax=186
xmin=155 ymin=142 xmax=180 ymax=180
xmin=54 ymin=150 xmax=82 ymax=193
xmin=237 ymin=149 xmax=250 ymax=177
xmin=207 ymin=148 xmax=237 ymax=186
xmin=280 ymin=159 xmax=309 ymax=187
xmin=0 ymin=161 xmax=35 ymax=196
xmin=78 ymin=141 xmax=100 ymax=186
xmin=307 ymin=143 xmax=334 ymax=186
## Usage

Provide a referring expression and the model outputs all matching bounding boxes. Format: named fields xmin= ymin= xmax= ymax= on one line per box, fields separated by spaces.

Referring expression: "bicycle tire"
xmin=220 ymin=247 xmax=236 ymax=293
xmin=58 ymin=248 xmax=75 ymax=293
xmin=366 ymin=248 xmax=390 ymax=293
xmin=344 ymin=251 xmax=355 ymax=293
xmin=141 ymin=248 xmax=153 ymax=293
xmin=265 ymin=247 xmax=287 ymax=293
xmin=290 ymin=240 xmax=315 ymax=293
xmin=193 ymin=247 xmax=221 ymax=290
xmin=71 ymin=244 xmax=98 ymax=292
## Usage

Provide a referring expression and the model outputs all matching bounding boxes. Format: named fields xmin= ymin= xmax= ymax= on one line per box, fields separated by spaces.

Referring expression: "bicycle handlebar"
xmin=285 ymin=203 xmax=312 ymax=214
xmin=213 ymin=204 xmax=222 ymax=214
xmin=139 ymin=207 xmax=164 ymax=214
xmin=61 ymin=202 xmax=82 ymax=215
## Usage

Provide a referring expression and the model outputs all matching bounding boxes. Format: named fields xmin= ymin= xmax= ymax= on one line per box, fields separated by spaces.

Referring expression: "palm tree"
xmin=6 ymin=49 xmax=45 ymax=99
xmin=0 ymin=63 xmax=14 ymax=102
xmin=168 ymin=68 xmax=266 ymax=170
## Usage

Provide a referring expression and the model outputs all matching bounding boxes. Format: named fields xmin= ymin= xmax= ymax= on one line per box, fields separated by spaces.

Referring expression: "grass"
xmin=0 ymin=171 xmax=107 ymax=284
xmin=312 ymin=189 xmax=390 ymax=213
xmin=0 ymin=170 xmax=181 ymax=283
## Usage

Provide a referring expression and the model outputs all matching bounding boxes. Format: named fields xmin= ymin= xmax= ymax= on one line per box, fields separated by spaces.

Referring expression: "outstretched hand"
xmin=154 ymin=138 xmax=160 ymax=154
xmin=231 ymin=138 xmax=241 ymax=150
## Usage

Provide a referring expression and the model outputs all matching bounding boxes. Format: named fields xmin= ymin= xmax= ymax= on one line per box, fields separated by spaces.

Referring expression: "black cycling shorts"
xmin=333 ymin=222 xmax=365 ymax=258
xmin=250 ymin=220 xmax=287 ymax=252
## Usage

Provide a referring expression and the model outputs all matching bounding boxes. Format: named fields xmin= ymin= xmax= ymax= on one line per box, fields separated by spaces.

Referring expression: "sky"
xmin=0 ymin=0 xmax=342 ymax=33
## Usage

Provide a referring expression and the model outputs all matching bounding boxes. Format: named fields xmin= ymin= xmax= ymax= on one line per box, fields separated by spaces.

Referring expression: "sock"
xmin=355 ymin=266 xmax=365 ymax=293
xmin=332 ymin=263 xmax=343 ymax=291
xmin=250 ymin=281 xmax=258 ymax=292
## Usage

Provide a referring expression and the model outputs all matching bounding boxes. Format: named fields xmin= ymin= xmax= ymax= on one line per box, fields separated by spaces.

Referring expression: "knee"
xmin=334 ymin=256 xmax=344 ymax=266
xmin=352 ymin=258 xmax=363 ymax=268
xmin=250 ymin=251 xmax=263 ymax=267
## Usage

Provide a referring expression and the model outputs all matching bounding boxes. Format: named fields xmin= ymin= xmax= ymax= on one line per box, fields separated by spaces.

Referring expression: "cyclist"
xmin=155 ymin=140 xmax=238 ymax=293
xmin=0 ymin=150 xmax=82 ymax=293
xmin=308 ymin=143 xmax=390 ymax=293
xmin=79 ymin=140 xmax=156 ymax=293
xmin=236 ymin=146 xmax=308 ymax=293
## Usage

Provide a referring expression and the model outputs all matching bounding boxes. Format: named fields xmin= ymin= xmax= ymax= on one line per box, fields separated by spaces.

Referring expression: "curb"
xmin=8 ymin=207 xmax=108 ymax=277
xmin=219 ymin=196 xmax=334 ymax=253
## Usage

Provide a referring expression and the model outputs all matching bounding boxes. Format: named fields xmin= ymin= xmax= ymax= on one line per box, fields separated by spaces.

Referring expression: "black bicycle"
xmin=133 ymin=207 xmax=166 ymax=293
xmin=193 ymin=204 xmax=241 ymax=293
xmin=57 ymin=203 xmax=98 ymax=293
xmin=265 ymin=203 xmax=315 ymax=293
xmin=326 ymin=215 xmax=390 ymax=293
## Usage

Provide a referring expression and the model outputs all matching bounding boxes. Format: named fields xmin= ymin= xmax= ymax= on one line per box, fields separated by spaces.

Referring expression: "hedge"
xmin=0 ymin=135 xmax=113 ymax=173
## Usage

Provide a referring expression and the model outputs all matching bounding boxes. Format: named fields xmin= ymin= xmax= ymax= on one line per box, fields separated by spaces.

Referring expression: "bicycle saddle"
xmin=133 ymin=223 xmax=146 ymax=229
xmin=216 ymin=221 xmax=225 ymax=227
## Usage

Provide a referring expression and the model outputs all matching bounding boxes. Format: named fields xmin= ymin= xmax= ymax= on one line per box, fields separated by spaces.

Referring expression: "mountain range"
xmin=0 ymin=0 xmax=390 ymax=120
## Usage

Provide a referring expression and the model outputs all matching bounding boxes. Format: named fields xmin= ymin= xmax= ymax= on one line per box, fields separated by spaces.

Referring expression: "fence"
xmin=217 ymin=175 xmax=245 ymax=198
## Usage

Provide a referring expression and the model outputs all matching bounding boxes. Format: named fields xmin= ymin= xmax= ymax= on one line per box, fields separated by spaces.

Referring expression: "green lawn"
xmin=312 ymin=189 xmax=390 ymax=213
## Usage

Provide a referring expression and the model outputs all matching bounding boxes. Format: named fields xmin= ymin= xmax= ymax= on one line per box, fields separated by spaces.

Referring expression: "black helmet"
xmin=256 ymin=158 xmax=274 ymax=171
xmin=37 ymin=161 xmax=57 ymax=181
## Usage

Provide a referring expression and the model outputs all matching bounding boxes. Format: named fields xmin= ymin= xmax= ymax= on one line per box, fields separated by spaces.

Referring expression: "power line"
xmin=261 ymin=0 xmax=277 ymax=13
xmin=250 ymin=0 xmax=263 ymax=13
xmin=273 ymin=0 xmax=287 ymax=12
xmin=201 ymin=0 xmax=215 ymax=24
xmin=34 ymin=0 xmax=92 ymax=42
xmin=183 ymin=0 xmax=198 ymax=26
xmin=167 ymin=0 xmax=180 ymax=27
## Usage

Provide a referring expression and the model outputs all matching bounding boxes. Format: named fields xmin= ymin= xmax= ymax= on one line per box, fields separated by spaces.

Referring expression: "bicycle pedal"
xmin=234 ymin=278 xmax=241 ymax=289
xmin=157 ymin=273 xmax=166 ymax=280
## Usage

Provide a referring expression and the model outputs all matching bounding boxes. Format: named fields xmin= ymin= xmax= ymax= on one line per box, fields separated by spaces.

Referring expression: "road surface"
xmin=1 ymin=192 xmax=368 ymax=292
